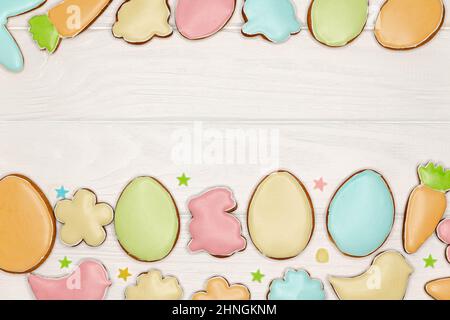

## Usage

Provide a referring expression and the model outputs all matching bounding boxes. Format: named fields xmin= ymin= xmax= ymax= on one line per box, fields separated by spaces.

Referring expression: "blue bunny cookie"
xmin=268 ymin=269 xmax=325 ymax=300
xmin=0 ymin=0 xmax=46 ymax=72
xmin=242 ymin=0 xmax=301 ymax=43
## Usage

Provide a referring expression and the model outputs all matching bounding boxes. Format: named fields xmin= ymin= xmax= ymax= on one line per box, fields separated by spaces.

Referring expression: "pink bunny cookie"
xmin=437 ymin=218 xmax=450 ymax=263
xmin=188 ymin=187 xmax=246 ymax=257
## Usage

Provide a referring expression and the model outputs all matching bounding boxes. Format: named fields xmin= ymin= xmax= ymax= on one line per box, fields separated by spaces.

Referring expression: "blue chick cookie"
xmin=242 ymin=0 xmax=301 ymax=43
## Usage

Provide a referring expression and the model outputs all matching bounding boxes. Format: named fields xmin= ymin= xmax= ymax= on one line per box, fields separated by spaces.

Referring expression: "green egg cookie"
xmin=308 ymin=0 xmax=368 ymax=47
xmin=115 ymin=177 xmax=179 ymax=262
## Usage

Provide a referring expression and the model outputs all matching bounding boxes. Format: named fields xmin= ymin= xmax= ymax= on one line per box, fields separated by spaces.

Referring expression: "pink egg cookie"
xmin=437 ymin=218 xmax=450 ymax=263
xmin=175 ymin=0 xmax=236 ymax=40
xmin=28 ymin=260 xmax=111 ymax=300
xmin=188 ymin=187 xmax=246 ymax=257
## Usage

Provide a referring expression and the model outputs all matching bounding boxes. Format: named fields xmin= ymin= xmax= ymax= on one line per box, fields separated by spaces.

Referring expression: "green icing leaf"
xmin=29 ymin=15 xmax=60 ymax=53
xmin=418 ymin=162 xmax=450 ymax=192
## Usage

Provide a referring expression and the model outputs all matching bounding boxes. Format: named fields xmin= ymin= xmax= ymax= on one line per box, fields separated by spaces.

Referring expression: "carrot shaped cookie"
xmin=403 ymin=163 xmax=450 ymax=253
xmin=29 ymin=0 xmax=111 ymax=53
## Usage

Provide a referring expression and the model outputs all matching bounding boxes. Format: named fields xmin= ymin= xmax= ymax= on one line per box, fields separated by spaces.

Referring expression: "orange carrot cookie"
xmin=29 ymin=0 xmax=111 ymax=53
xmin=0 ymin=175 xmax=55 ymax=273
xmin=192 ymin=276 xmax=250 ymax=300
xmin=403 ymin=163 xmax=450 ymax=254
xmin=425 ymin=277 xmax=450 ymax=300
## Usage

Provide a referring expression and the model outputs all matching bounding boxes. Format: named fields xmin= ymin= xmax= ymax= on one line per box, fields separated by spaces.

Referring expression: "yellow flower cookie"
xmin=125 ymin=270 xmax=183 ymax=300
xmin=55 ymin=189 xmax=114 ymax=247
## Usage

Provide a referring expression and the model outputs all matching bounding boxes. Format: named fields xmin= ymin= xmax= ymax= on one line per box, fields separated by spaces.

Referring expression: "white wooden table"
xmin=0 ymin=0 xmax=449 ymax=300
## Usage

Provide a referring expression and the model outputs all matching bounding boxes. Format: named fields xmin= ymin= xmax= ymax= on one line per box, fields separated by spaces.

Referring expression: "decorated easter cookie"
xmin=125 ymin=270 xmax=183 ymax=300
xmin=176 ymin=0 xmax=235 ymax=40
xmin=242 ymin=0 xmax=301 ymax=43
xmin=0 ymin=174 xmax=55 ymax=273
xmin=248 ymin=171 xmax=314 ymax=259
xmin=188 ymin=187 xmax=246 ymax=257
xmin=0 ymin=0 xmax=46 ymax=72
xmin=29 ymin=0 xmax=112 ymax=53
xmin=374 ymin=0 xmax=445 ymax=50
xmin=28 ymin=259 xmax=111 ymax=300
xmin=329 ymin=251 xmax=413 ymax=300
xmin=115 ymin=177 xmax=179 ymax=262
xmin=113 ymin=0 xmax=172 ymax=44
xmin=192 ymin=276 xmax=250 ymax=300
xmin=327 ymin=170 xmax=394 ymax=257
xmin=268 ymin=269 xmax=325 ymax=300
xmin=425 ymin=277 xmax=450 ymax=300
xmin=403 ymin=163 xmax=450 ymax=254
xmin=308 ymin=0 xmax=368 ymax=47
xmin=436 ymin=219 xmax=450 ymax=263
xmin=55 ymin=189 xmax=114 ymax=247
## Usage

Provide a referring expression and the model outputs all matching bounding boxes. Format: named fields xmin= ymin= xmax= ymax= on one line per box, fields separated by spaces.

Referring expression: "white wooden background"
xmin=0 ymin=0 xmax=449 ymax=300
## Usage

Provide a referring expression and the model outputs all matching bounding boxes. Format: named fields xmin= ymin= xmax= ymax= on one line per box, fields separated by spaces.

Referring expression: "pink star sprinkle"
xmin=314 ymin=177 xmax=327 ymax=192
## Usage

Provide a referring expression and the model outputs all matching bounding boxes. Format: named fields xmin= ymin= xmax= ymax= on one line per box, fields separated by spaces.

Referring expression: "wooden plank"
xmin=2 ymin=30 xmax=450 ymax=121
xmin=0 ymin=122 xmax=447 ymax=299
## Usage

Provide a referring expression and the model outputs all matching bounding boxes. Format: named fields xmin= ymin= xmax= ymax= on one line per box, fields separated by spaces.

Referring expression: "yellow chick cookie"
xmin=329 ymin=250 xmax=413 ymax=300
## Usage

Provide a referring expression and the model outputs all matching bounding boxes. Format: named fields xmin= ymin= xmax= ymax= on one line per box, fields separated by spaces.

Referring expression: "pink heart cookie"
xmin=188 ymin=187 xmax=246 ymax=257
xmin=437 ymin=218 xmax=450 ymax=263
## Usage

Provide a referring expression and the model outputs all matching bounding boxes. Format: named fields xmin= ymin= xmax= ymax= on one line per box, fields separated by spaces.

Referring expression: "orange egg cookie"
xmin=0 ymin=175 xmax=55 ymax=273
xmin=425 ymin=277 xmax=450 ymax=300
xmin=374 ymin=0 xmax=444 ymax=50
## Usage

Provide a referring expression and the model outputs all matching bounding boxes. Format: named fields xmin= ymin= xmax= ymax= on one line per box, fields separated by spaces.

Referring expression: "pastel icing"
xmin=113 ymin=0 xmax=172 ymax=43
xmin=125 ymin=270 xmax=183 ymax=300
xmin=248 ymin=171 xmax=314 ymax=259
xmin=268 ymin=269 xmax=325 ymax=300
xmin=0 ymin=175 xmax=55 ymax=273
xmin=28 ymin=260 xmax=111 ymax=300
xmin=115 ymin=177 xmax=179 ymax=262
xmin=329 ymin=251 xmax=413 ymax=300
xmin=242 ymin=0 xmax=301 ymax=43
xmin=176 ymin=0 xmax=235 ymax=40
xmin=425 ymin=277 xmax=450 ymax=300
xmin=0 ymin=0 xmax=46 ymax=72
xmin=188 ymin=187 xmax=246 ymax=257
xmin=436 ymin=219 xmax=450 ymax=263
xmin=192 ymin=276 xmax=250 ymax=300
xmin=403 ymin=163 xmax=450 ymax=253
xmin=48 ymin=0 xmax=111 ymax=38
xmin=375 ymin=0 xmax=444 ymax=50
xmin=309 ymin=0 xmax=368 ymax=47
xmin=327 ymin=170 xmax=394 ymax=257
xmin=29 ymin=0 xmax=111 ymax=53
xmin=55 ymin=189 xmax=114 ymax=247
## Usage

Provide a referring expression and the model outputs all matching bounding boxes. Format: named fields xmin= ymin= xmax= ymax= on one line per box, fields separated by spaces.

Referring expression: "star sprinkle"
xmin=118 ymin=268 xmax=132 ymax=281
xmin=177 ymin=173 xmax=190 ymax=186
xmin=56 ymin=186 xmax=69 ymax=199
xmin=313 ymin=177 xmax=327 ymax=192
xmin=251 ymin=269 xmax=265 ymax=283
xmin=423 ymin=254 xmax=437 ymax=268
xmin=59 ymin=256 xmax=72 ymax=269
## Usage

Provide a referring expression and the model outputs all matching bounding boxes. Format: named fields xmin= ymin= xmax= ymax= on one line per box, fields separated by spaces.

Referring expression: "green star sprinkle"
xmin=59 ymin=256 xmax=72 ymax=269
xmin=177 ymin=173 xmax=190 ymax=186
xmin=423 ymin=254 xmax=437 ymax=268
xmin=251 ymin=269 xmax=265 ymax=283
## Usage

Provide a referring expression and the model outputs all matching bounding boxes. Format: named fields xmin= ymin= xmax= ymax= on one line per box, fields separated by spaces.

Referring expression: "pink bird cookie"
xmin=188 ymin=187 xmax=246 ymax=257
xmin=437 ymin=218 xmax=450 ymax=263
xmin=28 ymin=260 xmax=111 ymax=300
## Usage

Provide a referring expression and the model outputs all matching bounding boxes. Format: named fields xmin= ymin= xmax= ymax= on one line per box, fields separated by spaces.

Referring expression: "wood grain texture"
xmin=0 ymin=123 xmax=448 ymax=300
xmin=1 ymin=0 xmax=449 ymax=300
